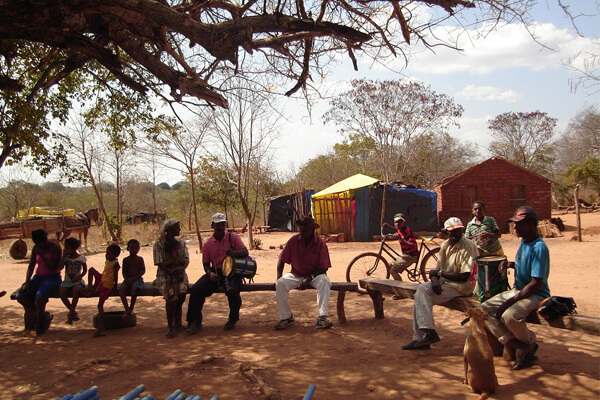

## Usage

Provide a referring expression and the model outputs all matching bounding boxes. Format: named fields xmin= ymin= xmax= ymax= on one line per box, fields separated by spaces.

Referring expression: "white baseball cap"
xmin=211 ymin=213 xmax=227 ymax=224
xmin=443 ymin=217 xmax=464 ymax=231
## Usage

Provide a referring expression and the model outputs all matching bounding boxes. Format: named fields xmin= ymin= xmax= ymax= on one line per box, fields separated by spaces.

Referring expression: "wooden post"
xmin=574 ymin=184 xmax=582 ymax=242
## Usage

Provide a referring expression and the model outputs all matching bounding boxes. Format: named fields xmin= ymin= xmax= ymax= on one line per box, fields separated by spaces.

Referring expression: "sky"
xmin=3 ymin=1 xmax=599 ymax=186
xmin=271 ymin=0 xmax=600 ymax=178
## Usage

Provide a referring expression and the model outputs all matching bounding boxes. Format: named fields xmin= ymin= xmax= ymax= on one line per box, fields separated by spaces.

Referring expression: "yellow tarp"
xmin=312 ymin=174 xmax=379 ymax=239
xmin=18 ymin=207 xmax=76 ymax=219
xmin=312 ymin=174 xmax=379 ymax=197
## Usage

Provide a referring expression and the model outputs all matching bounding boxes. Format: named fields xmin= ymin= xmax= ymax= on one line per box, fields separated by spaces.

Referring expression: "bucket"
xmin=475 ymin=255 xmax=508 ymax=302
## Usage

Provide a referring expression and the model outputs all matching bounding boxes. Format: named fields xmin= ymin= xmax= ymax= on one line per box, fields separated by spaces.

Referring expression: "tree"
xmin=0 ymin=41 xmax=81 ymax=173
xmin=405 ymin=133 xmax=479 ymax=189
xmin=555 ymin=106 xmax=600 ymax=172
xmin=563 ymin=157 xmax=600 ymax=200
xmin=204 ymin=80 xmax=280 ymax=249
xmin=0 ymin=1 xmax=560 ymax=109
xmin=323 ymin=79 xmax=463 ymax=183
xmin=196 ymin=156 xmax=240 ymax=224
xmin=487 ymin=111 xmax=557 ymax=177
xmin=151 ymin=122 xmax=208 ymax=251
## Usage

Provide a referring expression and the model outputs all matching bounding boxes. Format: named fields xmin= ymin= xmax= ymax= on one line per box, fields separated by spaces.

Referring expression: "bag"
xmin=538 ymin=296 xmax=577 ymax=320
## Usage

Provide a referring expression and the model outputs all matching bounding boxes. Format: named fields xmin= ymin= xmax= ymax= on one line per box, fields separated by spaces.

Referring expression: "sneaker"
xmin=315 ymin=316 xmax=333 ymax=330
xmin=186 ymin=321 xmax=202 ymax=335
xmin=274 ymin=316 xmax=295 ymax=330
xmin=223 ymin=320 xmax=237 ymax=331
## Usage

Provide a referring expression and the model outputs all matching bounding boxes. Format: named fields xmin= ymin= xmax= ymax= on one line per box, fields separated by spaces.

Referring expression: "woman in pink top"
xmin=16 ymin=229 xmax=63 ymax=335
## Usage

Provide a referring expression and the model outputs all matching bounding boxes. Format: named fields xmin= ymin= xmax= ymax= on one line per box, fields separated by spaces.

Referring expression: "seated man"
xmin=383 ymin=213 xmax=419 ymax=283
xmin=480 ymin=206 xmax=550 ymax=370
xmin=402 ymin=217 xmax=479 ymax=350
xmin=274 ymin=216 xmax=333 ymax=330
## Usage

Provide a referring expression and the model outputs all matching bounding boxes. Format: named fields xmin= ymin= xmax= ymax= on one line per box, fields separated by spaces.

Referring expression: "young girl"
xmin=59 ymin=237 xmax=88 ymax=325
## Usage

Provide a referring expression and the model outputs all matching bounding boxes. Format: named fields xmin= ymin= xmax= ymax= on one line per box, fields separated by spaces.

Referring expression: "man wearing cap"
xmin=402 ymin=217 xmax=479 ymax=350
xmin=186 ymin=213 xmax=249 ymax=333
xmin=274 ymin=216 xmax=334 ymax=330
xmin=383 ymin=213 xmax=419 ymax=283
xmin=480 ymin=206 xmax=550 ymax=370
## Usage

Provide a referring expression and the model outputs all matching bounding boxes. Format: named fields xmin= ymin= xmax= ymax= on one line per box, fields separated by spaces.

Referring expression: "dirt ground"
xmin=0 ymin=212 xmax=598 ymax=400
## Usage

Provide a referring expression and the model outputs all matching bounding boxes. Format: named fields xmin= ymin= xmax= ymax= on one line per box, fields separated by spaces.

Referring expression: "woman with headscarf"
xmin=153 ymin=219 xmax=189 ymax=338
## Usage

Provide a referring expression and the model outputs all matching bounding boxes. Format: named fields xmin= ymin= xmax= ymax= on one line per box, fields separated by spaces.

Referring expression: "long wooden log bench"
xmin=11 ymin=281 xmax=358 ymax=324
xmin=359 ymin=279 xmax=600 ymax=337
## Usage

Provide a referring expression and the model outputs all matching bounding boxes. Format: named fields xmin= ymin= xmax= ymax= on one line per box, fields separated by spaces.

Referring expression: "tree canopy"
xmin=0 ymin=0 xmax=540 ymax=108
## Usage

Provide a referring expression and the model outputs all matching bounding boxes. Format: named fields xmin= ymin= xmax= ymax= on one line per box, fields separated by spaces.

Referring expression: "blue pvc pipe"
xmin=163 ymin=390 xmax=183 ymax=400
xmin=119 ymin=384 xmax=147 ymax=400
xmin=71 ymin=386 xmax=99 ymax=400
xmin=302 ymin=384 xmax=317 ymax=400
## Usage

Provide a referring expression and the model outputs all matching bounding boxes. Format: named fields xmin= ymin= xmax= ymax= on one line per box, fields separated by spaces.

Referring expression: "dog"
xmin=464 ymin=308 xmax=499 ymax=400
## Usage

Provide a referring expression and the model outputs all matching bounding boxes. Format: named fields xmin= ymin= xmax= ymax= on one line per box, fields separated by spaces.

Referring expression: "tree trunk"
xmin=574 ymin=185 xmax=582 ymax=242
xmin=189 ymin=169 xmax=203 ymax=252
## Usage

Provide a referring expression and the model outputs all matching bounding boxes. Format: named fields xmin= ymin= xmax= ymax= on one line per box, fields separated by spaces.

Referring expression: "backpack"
xmin=538 ymin=296 xmax=577 ymax=320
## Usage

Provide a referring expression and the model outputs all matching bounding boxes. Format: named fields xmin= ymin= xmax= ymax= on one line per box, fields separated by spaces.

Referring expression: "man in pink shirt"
xmin=274 ymin=216 xmax=333 ymax=330
xmin=186 ymin=213 xmax=248 ymax=333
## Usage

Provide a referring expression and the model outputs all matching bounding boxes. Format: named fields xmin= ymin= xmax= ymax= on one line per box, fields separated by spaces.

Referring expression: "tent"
xmin=311 ymin=174 xmax=380 ymax=241
xmin=266 ymin=189 xmax=314 ymax=232
xmin=312 ymin=174 xmax=437 ymax=241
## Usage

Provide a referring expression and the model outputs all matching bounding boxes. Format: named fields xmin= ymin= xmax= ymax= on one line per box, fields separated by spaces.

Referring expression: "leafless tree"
xmin=203 ymin=80 xmax=281 ymax=249
xmin=151 ymin=122 xmax=208 ymax=251
xmin=60 ymin=113 xmax=119 ymax=241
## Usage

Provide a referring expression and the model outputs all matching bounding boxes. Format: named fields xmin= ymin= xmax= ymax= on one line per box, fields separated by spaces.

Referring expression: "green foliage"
xmin=251 ymin=237 xmax=262 ymax=250
xmin=157 ymin=182 xmax=171 ymax=190
xmin=563 ymin=157 xmax=600 ymax=197
xmin=0 ymin=40 xmax=82 ymax=174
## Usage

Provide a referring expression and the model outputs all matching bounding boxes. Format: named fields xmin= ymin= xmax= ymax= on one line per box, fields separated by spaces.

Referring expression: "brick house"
xmin=434 ymin=157 xmax=552 ymax=233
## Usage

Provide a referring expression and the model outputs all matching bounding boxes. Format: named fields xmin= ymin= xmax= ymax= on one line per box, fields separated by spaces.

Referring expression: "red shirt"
xmin=398 ymin=226 xmax=419 ymax=256
xmin=202 ymin=232 xmax=246 ymax=270
xmin=279 ymin=234 xmax=331 ymax=278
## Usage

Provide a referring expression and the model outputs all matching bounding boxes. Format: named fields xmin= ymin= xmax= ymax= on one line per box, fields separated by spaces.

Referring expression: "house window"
xmin=460 ymin=185 xmax=478 ymax=209
xmin=510 ymin=185 xmax=526 ymax=208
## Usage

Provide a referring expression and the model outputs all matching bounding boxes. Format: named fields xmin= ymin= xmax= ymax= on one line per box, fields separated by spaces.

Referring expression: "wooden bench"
xmin=11 ymin=281 xmax=358 ymax=324
xmin=359 ymin=279 xmax=600 ymax=336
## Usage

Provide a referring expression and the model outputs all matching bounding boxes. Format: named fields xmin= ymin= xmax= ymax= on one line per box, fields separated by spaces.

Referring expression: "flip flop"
xmin=511 ymin=344 xmax=539 ymax=370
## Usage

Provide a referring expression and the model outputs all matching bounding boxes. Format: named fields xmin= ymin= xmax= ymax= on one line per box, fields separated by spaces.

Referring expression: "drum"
xmin=475 ymin=255 xmax=508 ymax=302
xmin=222 ymin=256 xmax=257 ymax=280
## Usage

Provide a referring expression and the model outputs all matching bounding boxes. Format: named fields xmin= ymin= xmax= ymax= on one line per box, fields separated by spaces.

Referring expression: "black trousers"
xmin=186 ymin=273 xmax=242 ymax=325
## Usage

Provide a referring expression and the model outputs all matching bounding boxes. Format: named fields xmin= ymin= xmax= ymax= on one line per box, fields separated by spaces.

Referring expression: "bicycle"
xmin=346 ymin=230 xmax=441 ymax=292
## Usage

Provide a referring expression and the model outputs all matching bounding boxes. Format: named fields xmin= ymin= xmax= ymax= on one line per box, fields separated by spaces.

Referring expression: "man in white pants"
xmin=402 ymin=217 xmax=479 ymax=350
xmin=274 ymin=216 xmax=333 ymax=330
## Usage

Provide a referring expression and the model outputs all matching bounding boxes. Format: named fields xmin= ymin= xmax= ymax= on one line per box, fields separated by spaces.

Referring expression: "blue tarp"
xmin=355 ymin=186 xmax=438 ymax=241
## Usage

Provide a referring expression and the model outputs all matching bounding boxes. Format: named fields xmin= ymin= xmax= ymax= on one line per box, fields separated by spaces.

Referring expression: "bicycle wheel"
xmin=418 ymin=247 xmax=440 ymax=282
xmin=346 ymin=252 xmax=390 ymax=292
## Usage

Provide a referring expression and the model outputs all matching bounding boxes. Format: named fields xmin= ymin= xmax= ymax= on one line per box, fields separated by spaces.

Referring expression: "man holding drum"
xmin=274 ymin=216 xmax=334 ymax=330
xmin=481 ymin=206 xmax=550 ymax=370
xmin=186 ymin=213 xmax=249 ymax=333
xmin=402 ymin=217 xmax=479 ymax=350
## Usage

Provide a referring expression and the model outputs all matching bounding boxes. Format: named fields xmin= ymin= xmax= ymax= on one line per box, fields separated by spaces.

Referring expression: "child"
xmin=87 ymin=243 xmax=121 ymax=337
xmin=119 ymin=239 xmax=146 ymax=316
xmin=59 ymin=237 xmax=88 ymax=324
xmin=163 ymin=239 xmax=185 ymax=301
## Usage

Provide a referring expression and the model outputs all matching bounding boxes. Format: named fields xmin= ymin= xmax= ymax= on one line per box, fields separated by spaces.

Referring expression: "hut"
xmin=434 ymin=157 xmax=552 ymax=233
